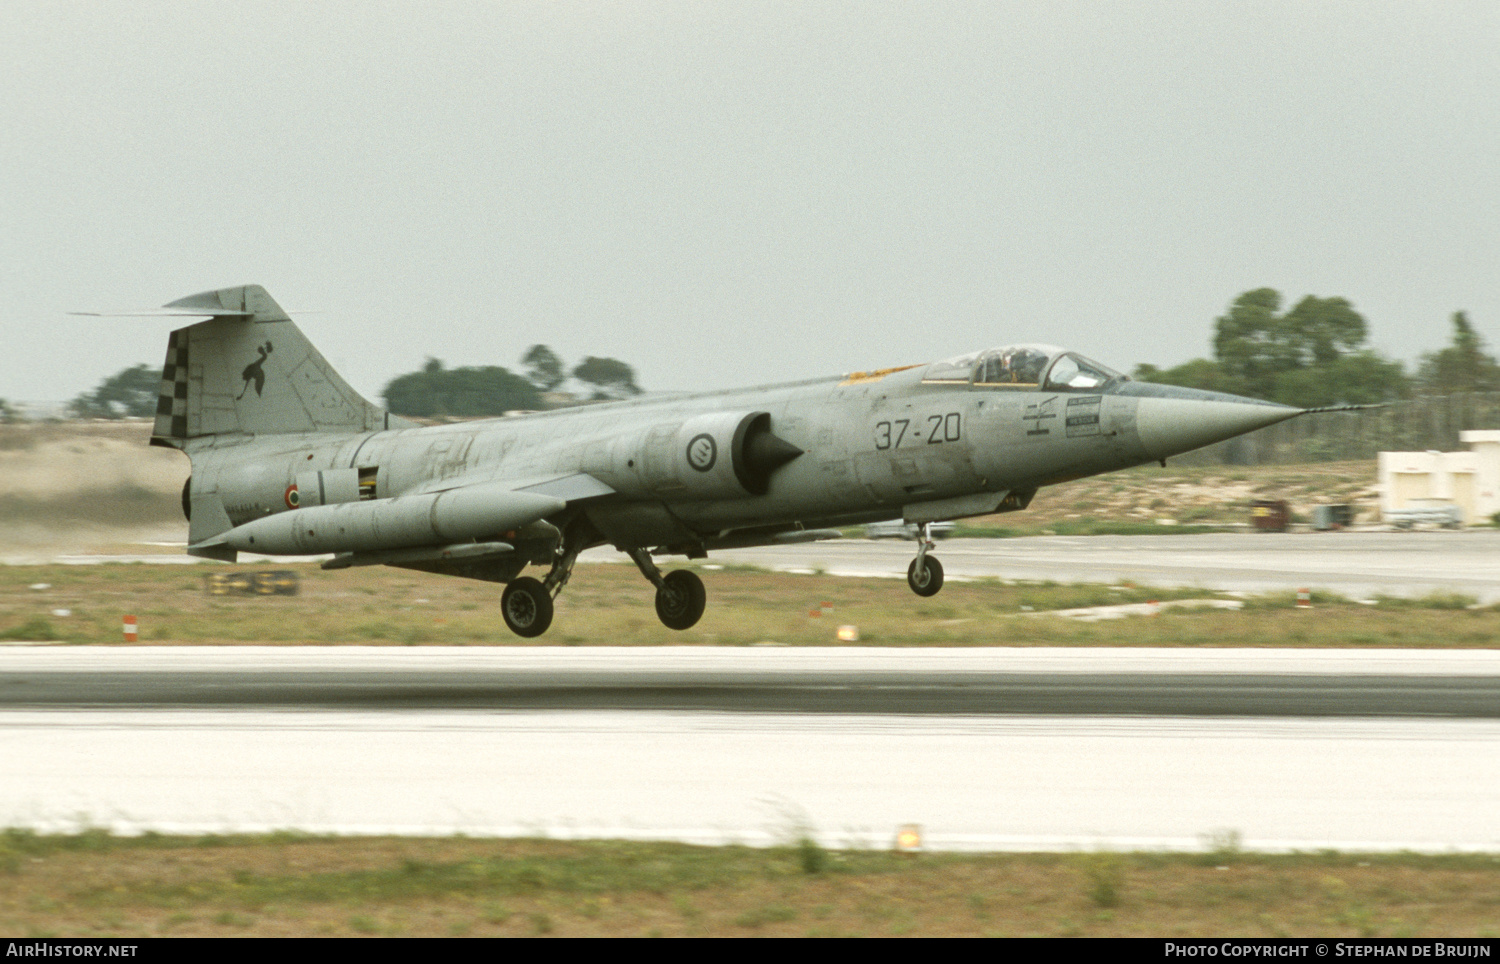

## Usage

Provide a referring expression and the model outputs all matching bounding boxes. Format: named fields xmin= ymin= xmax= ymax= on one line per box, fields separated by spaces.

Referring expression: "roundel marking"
xmin=686 ymin=433 xmax=717 ymax=472
xmin=284 ymin=484 xmax=300 ymax=509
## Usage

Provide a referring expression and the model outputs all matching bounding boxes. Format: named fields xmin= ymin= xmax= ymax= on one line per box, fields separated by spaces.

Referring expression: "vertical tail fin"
xmin=150 ymin=285 xmax=411 ymax=447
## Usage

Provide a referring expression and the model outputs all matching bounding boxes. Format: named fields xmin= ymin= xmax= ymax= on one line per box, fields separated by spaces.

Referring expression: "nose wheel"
xmin=907 ymin=556 xmax=944 ymax=596
xmin=906 ymin=523 xmax=945 ymax=596
xmin=655 ymin=569 xmax=707 ymax=630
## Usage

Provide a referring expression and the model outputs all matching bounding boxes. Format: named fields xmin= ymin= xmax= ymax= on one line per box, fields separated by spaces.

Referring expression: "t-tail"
xmin=149 ymin=285 xmax=411 ymax=448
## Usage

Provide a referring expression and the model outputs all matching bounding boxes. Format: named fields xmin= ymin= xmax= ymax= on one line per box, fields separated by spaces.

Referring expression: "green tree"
xmin=1282 ymin=296 xmax=1369 ymax=367
xmin=1137 ymin=289 xmax=1409 ymax=406
xmin=382 ymin=359 xmax=544 ymax=418
xmin=0 ymin=398 xmax=21 ymax=423
xmin=1204 ymin=289 xmax=1408 ymax=405
xmin=70 ymin=364 xmax=159 ymax=419
xmin=1271 ymin=351 xmax=1410 ymax=407
xmin=1211 ymin=287 xmax=1288 ymax=399
xmin=1417 ymin=312 xmax=1500 ymax=395
xmin=521 ymin=345 xmax=566 ymax=392
xmin=1211 ymin=291 xmax=1372 ymax=400
xmin=1131 ymin=358 xmax=1247 ymax=396
xmin=572 ymin=356 xmax=642 ymax=400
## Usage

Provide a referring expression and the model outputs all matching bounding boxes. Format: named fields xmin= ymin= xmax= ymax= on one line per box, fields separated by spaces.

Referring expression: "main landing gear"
xmin=499 ymin=524 xmax=587 ymax=638
xmin=628 ymin=547 xmax=707 ymax=631
xmin=906 ymin=523 xmax=944 ymax=597
xmin=501 ymin=577 xmax=552 ymax=638
xmin=497 ymin=530 xmax=708 ymax=637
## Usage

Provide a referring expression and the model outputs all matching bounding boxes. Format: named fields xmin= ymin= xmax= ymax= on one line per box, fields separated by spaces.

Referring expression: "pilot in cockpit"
xmin=978 ymin=346 xmax=1051 ymax=385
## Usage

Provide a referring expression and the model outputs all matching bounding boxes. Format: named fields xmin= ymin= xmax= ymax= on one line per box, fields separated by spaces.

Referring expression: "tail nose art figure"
xmin=237 ymin=341 xmax=273 ymax=400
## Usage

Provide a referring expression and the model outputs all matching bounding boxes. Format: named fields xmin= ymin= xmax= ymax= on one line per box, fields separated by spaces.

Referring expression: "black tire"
xmin=501 ymin=577 xmax=554 ymax=638
xmin=655 ymin=569 xmax=707 ymax=631
xmin=907 ymin=556 xmax=944 ymax=597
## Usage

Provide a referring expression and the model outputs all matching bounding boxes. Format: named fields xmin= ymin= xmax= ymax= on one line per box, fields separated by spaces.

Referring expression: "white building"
xmin=1378 ymin=430 xmax=1500 ymax=525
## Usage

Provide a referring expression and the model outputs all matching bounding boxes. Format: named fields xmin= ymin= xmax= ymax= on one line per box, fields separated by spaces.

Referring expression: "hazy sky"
xmin=3 ymin=1 xmax=1497 ymax=405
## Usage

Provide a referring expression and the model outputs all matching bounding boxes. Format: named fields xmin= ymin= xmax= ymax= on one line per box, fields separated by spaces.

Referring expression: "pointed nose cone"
xmin=1130 ymin=386 xmax=1302 ymax=460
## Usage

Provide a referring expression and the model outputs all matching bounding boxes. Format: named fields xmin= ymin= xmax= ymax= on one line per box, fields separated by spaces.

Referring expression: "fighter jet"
xmin=126 ymin=285 xmax=1324 ymax=637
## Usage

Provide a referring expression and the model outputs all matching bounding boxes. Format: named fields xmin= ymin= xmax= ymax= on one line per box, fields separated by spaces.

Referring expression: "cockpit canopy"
xmin=922 ymin=344 xmax=1124 ymax=391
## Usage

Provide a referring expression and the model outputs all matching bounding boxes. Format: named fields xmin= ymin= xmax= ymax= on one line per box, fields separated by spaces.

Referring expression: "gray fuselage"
xmin=185 ymin=363 xmax=1292 ymax=558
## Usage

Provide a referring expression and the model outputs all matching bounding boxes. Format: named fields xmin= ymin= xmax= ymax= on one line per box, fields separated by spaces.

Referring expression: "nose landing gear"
xmin=655 ymin=569 xmax=707 ymax=630
xmin=906 ymin=523 xmax=945 ymax=597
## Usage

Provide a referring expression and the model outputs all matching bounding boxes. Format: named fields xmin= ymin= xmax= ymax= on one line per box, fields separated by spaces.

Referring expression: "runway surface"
xmin=3 ymin=647 xmax=1499 ymax=852
xmin=4 ymin=646 xmax=1500 ymax=716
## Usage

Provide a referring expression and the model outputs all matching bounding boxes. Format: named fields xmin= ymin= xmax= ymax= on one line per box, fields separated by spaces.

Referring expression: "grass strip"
xmin=3 ymin=831 xmax=1499 ymax=938
xmin=2 ymin=562 xmax=1497 ymax=648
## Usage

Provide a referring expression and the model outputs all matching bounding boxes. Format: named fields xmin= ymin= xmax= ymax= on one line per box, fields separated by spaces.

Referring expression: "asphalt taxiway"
xmin=664 ymin=531 xmax=1500 ymax=604
xmin=20 ymin=530 xmax=1500 ymax=605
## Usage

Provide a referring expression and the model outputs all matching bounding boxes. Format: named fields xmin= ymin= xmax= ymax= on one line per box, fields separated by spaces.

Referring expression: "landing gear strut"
xmin=500 ymin=523 xmax=590 ymax=638
xmin=542 ymin=524 xmax=589 ymax=596
xmin=906 ymin=523 xmax=944 ymax=597
xmin=627 ymin=547 xmax=707 ymax=630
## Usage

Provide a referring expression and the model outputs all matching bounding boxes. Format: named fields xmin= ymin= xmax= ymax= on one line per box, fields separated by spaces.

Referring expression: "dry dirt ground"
xmin=972 ymin=461 xmax=1381 ymax=533
xmin=0 ymin=421 xmax=187 ymax=554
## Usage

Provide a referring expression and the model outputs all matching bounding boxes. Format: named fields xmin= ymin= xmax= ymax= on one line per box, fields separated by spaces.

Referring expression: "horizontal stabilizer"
xmin=164 ymin=285 xmax=291 ymax=322
xmin=71 ymin=308 xmax=254 ymax=319
xmin=72 ymin=284 xmax=291 ymax=322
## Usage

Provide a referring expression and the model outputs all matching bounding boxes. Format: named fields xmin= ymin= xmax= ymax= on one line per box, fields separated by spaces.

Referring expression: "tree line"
xmin=50 ymin=346 xmax=644 ymax=421
xmin=46 ymin=292 xmax=1499 ymax=420
xmin=1132 ymin=289 xmax=1497 ymax=405
xmin=379 ymin=346 xmax=642 ymax=419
